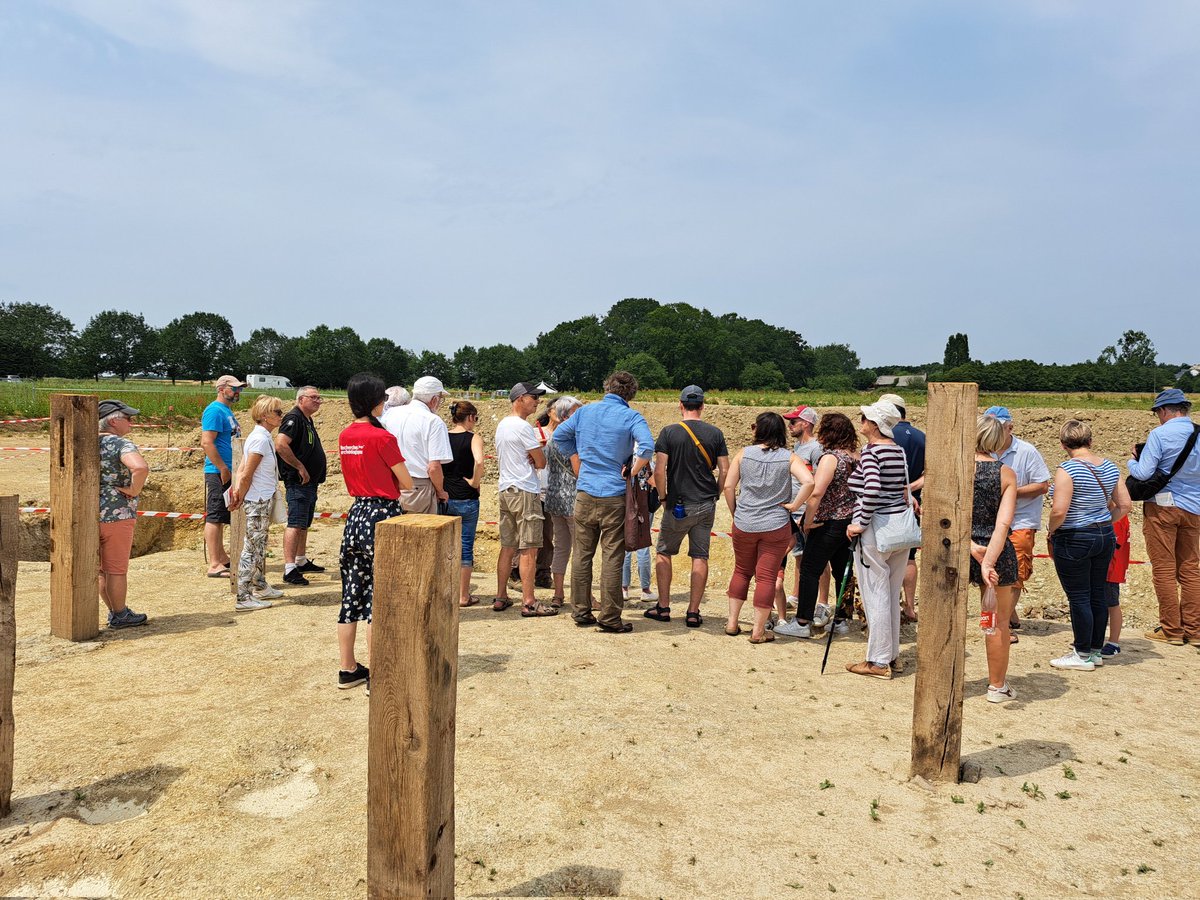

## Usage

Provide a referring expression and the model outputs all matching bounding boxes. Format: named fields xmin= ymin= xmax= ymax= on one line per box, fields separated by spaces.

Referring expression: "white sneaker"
xmin=1087 ymin=652 xmax=1104 ymax=667
xmin=236 ymin=597 xmax=272 ymax=611
xmin=786 ymin=595 xmax=798 ymax=609
xmin=640 ymin=589 xmax=658 ymax=601
xmin=1050 ymin=651 xmax=1094 ymax=671
xmin=621 ymin=587 xmax=629 ymax=601
xmin=986 ymin=683 xmax=1017 ymax=703
xmin=252 ymin=585 xmax=284 ymax=600
xmin=812 ymin=603 xmax=832 ymax=628
xmin=773 ymin=618 xmax=812 ymax=638
xmin=832 ymin=620 xmax=851 ymax=636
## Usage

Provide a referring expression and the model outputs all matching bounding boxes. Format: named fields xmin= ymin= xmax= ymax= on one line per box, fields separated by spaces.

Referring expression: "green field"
xmin=0 ymin=379 xmax=311 ymax=419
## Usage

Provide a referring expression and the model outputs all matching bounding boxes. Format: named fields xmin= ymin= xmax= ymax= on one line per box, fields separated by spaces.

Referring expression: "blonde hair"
xmin=251 ymin=394 xmax=284 ymax=424
xmin=976 ymin=414 xmax=1007 ymax=455
xmin=1060 ymin=419 xmax=1093 ymax=450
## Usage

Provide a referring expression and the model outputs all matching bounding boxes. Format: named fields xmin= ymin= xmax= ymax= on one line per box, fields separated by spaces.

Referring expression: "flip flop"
xmin=460 ymin=596 xmax=481 ymax=608
xmin=206 ymin=568 xmax=230 ymax=578
xmin=749 ymin=632 xmax=776 ymax=644
xmin=492 ymin=598 xmax=514 ymax=612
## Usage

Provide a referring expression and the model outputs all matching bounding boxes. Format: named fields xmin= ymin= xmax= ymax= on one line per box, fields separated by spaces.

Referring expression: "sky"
xmin=2 ymin=1 xmax=1198 ymax=368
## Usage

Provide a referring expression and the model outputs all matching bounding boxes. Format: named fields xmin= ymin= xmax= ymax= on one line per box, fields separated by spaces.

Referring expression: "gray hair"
xmin=99 ymin=412 xmax=123 ymax=433
xmin=553 ymin=395 xmax=582 ymax=420
xmin=412 ymin=388 xmax=439 ymax=404
xmin=384 ymin=386 xmax=411 ymax=409
xmin=296 ymin=385 xmax=318 ymax=402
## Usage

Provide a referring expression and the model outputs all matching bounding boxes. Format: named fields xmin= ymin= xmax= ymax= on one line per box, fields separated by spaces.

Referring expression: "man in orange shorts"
xmin=986 ymin=407 xmax=1050 ymax=634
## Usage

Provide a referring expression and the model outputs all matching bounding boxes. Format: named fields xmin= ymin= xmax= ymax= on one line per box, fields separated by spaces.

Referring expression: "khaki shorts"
xmin=499 ymin=488 xmax=544 ymax=550
xmin=656 ymin=500 xmax=715 ymax=560
xmin=1010 ymin=528 xmax=1036 ymax=586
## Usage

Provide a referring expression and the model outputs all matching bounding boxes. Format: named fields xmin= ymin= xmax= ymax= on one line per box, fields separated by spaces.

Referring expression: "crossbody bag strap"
xmin=1164 ymin=425 xmax=1200 ymax=482
xmin=678 ymin=422 xmax=714 ymax=470
xmin=1081 ymin=461 xmax=1113 ymax=506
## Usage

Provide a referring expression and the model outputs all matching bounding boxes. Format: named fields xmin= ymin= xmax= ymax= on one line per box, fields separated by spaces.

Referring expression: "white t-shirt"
xmin=243 ymin=424 xmax=279 ymax=502
xmin=382 ymin=402 xmax=452 ymax=479
xmin=496 ymin=416 xmax=541 ymax=493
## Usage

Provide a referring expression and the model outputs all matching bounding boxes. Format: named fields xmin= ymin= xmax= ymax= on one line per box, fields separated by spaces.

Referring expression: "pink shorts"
xmin=99 ymin=519 xmax=137 ymax=576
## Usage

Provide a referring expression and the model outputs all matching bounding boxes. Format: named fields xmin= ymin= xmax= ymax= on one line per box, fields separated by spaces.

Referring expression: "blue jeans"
xmin=445 ymin=498 xmax=480 ymax=566
xmin=623 ymin=510 xmax=655 ymax=589
xmin=1051 ymin=524 xmax=1116 ymax=654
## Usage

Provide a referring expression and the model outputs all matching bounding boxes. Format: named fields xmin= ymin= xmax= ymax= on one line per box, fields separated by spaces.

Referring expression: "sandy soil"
xmin=1 ymin=402 xmax=1198 ymax=898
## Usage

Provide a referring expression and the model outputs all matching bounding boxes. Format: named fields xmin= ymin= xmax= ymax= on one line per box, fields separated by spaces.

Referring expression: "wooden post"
xmin=0 ymin=495 xmax=17 ymax=816
xmin=227 ymin=437 xmax=245 ymax=598
xmin=910 ymin=382 xmax=978 ymax=783
xmin=49 ymin=394 xmax=99 ymax=641
xmin=368 ymin=514 xmax=460 ymax=900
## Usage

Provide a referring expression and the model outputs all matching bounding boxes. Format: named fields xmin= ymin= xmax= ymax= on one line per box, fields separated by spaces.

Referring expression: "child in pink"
xmin=1102 ymin=516 xmax=1131 ymax=658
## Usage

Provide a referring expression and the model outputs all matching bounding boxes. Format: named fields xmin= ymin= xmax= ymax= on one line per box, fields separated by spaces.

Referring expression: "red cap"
xmin=782 ymin=405 xmax=818 ymax=424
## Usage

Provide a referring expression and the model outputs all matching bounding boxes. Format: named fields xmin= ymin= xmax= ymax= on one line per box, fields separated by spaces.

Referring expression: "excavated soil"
xmin=0 ymin=401 xmax=1197 ymax=898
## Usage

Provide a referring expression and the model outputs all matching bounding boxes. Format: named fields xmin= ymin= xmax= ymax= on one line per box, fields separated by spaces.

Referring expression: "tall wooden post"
xmin=50 ymin=394 xmax=99 ymax=641
xmin=227 ymin=437 xmax=245 ymax=598
xmin=910 ymin=382 xmax=977 ymax=783
xmin=0 ymin=495 xmax=18 ymax=816
xmin=368 ymin=514 xmax=460 ymax=900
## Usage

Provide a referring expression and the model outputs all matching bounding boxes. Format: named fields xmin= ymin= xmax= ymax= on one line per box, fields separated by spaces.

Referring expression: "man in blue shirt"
xmin=1128 ymin=388 xmax=1200 ymax=644
xmin=552 ymin=371 xmax=654 ymax=632
xmin=880 ymin=394 xmax=925 ymax=623
xmin=200 ymin=374 xmax=244 ymax=577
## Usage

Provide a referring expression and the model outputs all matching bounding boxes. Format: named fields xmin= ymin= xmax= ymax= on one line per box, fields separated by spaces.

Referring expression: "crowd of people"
xmin=94 ymin=372 xmax=1200 ymax=702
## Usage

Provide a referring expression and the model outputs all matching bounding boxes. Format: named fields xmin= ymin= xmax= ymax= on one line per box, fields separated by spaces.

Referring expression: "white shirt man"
xmin=494 ymin=382 xmax=551 ymax=614
xmin=382 ymin=375 xmax=453 ymax=515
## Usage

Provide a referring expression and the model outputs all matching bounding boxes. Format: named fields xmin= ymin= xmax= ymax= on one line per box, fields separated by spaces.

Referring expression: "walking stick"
xmin=820 ymin=537 xmax=859 ymax=675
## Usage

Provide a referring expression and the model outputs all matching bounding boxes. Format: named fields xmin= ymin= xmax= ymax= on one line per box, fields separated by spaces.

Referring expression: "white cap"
xmin=860 ymin=401 xmax=901 ymax=437
xmin=412 ymin=376 xmax=447 ymax=398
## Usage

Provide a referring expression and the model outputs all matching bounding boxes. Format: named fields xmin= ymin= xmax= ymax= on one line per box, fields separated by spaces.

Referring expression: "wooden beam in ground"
xmin=227 ymin=437 xmax=245 ymax=599
xmin=368 ymin=513 xmax=461 ymax=900
xmin=0 ymin=495 xmax=17 ymax=816
xmin=49 ymin=394 xmax=99 ymax=641
xmin=910 ymin=382 xmax=978 ymax=783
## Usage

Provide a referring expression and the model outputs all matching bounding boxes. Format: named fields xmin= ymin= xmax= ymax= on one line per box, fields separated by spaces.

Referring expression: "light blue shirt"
xmin=1127 ymin=416 xmax=1200 ymax=515
xmin=552 ymin=394 xmax=654 ymax=498
xmin=997 ymin=435 xmax=1050 ymax=530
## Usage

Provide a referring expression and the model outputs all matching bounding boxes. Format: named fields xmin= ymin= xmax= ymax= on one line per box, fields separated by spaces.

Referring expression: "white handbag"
xmin=872 ymin=452 xmax=922 ymax=553
xmin=269 ymin=488 xmax=288 ymax=525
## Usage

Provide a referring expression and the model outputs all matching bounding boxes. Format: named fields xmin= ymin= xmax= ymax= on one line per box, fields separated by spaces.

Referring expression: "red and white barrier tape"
xmin=0 ymin=417 xmax=51 ymax=424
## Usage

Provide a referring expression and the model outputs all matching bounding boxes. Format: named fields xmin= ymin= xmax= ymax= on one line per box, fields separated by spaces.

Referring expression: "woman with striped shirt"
xmin=1047 ymin=420 xmax=1132 ymax=671
xmin=845 ymin=400 xmax=912 ymax=679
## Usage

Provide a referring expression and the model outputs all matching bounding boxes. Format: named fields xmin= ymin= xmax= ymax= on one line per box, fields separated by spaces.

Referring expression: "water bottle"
xmin=673 ymin=501 xmax=686 ymax=520
xmin=980 ymin=585 xmax=997 ymax=635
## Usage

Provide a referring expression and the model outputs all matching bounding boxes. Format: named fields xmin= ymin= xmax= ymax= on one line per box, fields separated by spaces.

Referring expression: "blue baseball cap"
xmin=1151 ymin=388 xmax=1188 ymax=410
xmin=983 ymin=406 xmax=1012 ymax=422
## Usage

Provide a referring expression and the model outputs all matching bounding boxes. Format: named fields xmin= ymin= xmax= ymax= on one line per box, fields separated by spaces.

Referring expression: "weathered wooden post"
xmin=368 ymin=514 xmax=460 ymax=900
xmin=910 ymin=382 xmax=977 ymax=783
xmin=49 ymin=394 xmax=99 ymax=641
xmin=0 ymin=495 xmax=17 ymax=816
xmin=227 ymin=437 xmax=245 ymax=598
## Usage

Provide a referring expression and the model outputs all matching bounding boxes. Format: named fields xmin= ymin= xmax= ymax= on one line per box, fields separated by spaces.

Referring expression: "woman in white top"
xmin=230 ymin=395 xmax=285 ymax=611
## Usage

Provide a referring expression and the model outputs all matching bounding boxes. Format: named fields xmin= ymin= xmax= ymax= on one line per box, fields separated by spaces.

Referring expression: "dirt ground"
xmin=1 ymin=401 xmax=1198 ymax=898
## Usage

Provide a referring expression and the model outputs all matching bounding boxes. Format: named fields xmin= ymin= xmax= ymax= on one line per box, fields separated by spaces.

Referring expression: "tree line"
xmin=1 ymin=299 xmax=1192 ymax=393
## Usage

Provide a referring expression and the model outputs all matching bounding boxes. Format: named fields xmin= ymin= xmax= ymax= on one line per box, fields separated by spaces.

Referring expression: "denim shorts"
xmin=445 ymin=498 xmax=480 ymax=565
xmin=285 ymin=482 xmax=318 ymax=529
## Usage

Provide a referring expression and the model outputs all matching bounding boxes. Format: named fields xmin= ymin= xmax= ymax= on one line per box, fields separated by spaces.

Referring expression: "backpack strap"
xmin=678 ymin=422 xmax=714 ymax=470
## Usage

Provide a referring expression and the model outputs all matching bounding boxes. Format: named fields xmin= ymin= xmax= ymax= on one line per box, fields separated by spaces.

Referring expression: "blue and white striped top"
xmin=1056 ymin=459 xmax=1120 ymax=529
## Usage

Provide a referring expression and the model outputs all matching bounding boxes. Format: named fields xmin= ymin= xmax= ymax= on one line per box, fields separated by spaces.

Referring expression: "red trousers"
xmin=728 ymin=523 xmax=792 ymax=609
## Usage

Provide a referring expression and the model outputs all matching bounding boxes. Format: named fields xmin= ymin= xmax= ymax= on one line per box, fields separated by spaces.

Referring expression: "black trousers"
xmin=797 ymin=517 xmax=853 ymax=623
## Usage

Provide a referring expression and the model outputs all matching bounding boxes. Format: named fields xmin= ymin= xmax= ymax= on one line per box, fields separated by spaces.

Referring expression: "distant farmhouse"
xmin=1175 ymin=364 xmax=1200 ymax=379
xmin=873 ymin=373 xmax=927 ymax=388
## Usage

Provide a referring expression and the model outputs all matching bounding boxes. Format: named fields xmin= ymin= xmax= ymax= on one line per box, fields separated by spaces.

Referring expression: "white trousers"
xmin=855 ymin=525 xmax=909 ymax=667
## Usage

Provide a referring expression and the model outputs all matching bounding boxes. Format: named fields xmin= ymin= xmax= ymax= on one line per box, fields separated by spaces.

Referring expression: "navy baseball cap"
xmin=680 ymin=385 xmax=705 ymax=403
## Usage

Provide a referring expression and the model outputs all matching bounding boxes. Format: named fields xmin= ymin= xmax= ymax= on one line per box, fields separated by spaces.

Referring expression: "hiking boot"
xmin=235 ymin=597 xmax=272 ymax=611
xmin=252 ymin=585 xmax=284 ymax=600
xmin=1144 ymin=627 xmax=1184 ymax=646
xmin=107 ymin=607 xmax=148 ymax=629
xmin=338 ymin=662 xmax=369 ymax=689
xmin=1050 ymin=651 xmax=1094 ymax=671
xmin=283 ymin=569 xmax=310 ymax=586
xmin=773 ymin=618 xmax=812 ymax=638
xmin=297 ymin=559 xmax=325 ymax=573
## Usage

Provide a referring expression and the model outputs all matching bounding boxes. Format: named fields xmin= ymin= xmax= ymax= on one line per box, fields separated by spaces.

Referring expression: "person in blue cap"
xmin=1129 ymin=388 xmax=1200 ymax=645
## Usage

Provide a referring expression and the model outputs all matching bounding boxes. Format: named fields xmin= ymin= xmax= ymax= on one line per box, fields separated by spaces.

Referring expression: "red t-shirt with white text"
xmin=339 ymin=421 xmax=404 ymax=499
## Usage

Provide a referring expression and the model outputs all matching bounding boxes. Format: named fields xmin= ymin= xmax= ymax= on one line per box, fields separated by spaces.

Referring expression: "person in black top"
xmin=275 ymin=386 xmax=328 ymax=585
xmin=444 ymin=400 xmax=485 ymax=606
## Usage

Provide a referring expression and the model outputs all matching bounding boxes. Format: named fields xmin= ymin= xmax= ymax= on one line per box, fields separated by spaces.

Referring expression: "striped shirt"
xmin=848 ymin=443 xmax=909 ymax=527
xmin=1055 ymin=459 xmax=1120 ymax=529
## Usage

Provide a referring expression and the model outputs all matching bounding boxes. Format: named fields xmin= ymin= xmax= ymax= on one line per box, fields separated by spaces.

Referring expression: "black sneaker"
xmin=338 ymin=663 xmax=369 ymax=689
xmin=297 ymin=559 xmax=325 ymax=573
xmin=283 ymin=569 xmax=310 ymax=585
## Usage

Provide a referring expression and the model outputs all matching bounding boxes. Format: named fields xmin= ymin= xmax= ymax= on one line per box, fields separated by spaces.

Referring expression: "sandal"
xmin=685 ymin=610 xmax=703 ymax=628
xmin=550 ymin=596 xmax=566 ymax=609
xmin=749 ymin=632 xmax=776 ymax=644
xmin=643 ymin=604 xmax=671 ymax=622
xmin=596 ymin=621 xmax=633 ymax=634
xmin=521 ymin=602 xmax=559 ymax=618
xmin=492 ymin=598 xmax=514 ymax=612
xmin=1009 ymin=633 xmax=1019 ymax=645
xmin=724 ymin=625 xmax=742 ymax=637
xmin=574 ymin=613 xmax=598 ymax=627
xmin=460 ymin=596 xmax=481 ymax=608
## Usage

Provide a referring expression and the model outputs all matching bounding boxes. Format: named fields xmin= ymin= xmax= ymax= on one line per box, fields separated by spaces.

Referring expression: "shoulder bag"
xmin=624 ymin=472 xmax=652 ymax=551
xmin=1126 ymin=424 xmax=1200 ymax=501
xmin=872 ymin=448 xmax=922 ymax=553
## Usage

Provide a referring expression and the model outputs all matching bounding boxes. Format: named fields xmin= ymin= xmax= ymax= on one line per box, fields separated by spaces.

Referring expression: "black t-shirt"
xmin=444 ymin=431 xmax=480 ymax=501
xmin=277 ymin=408 xmax=326 ymax=485
xmin=655 ymin=420 xmax=729 ymax=505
